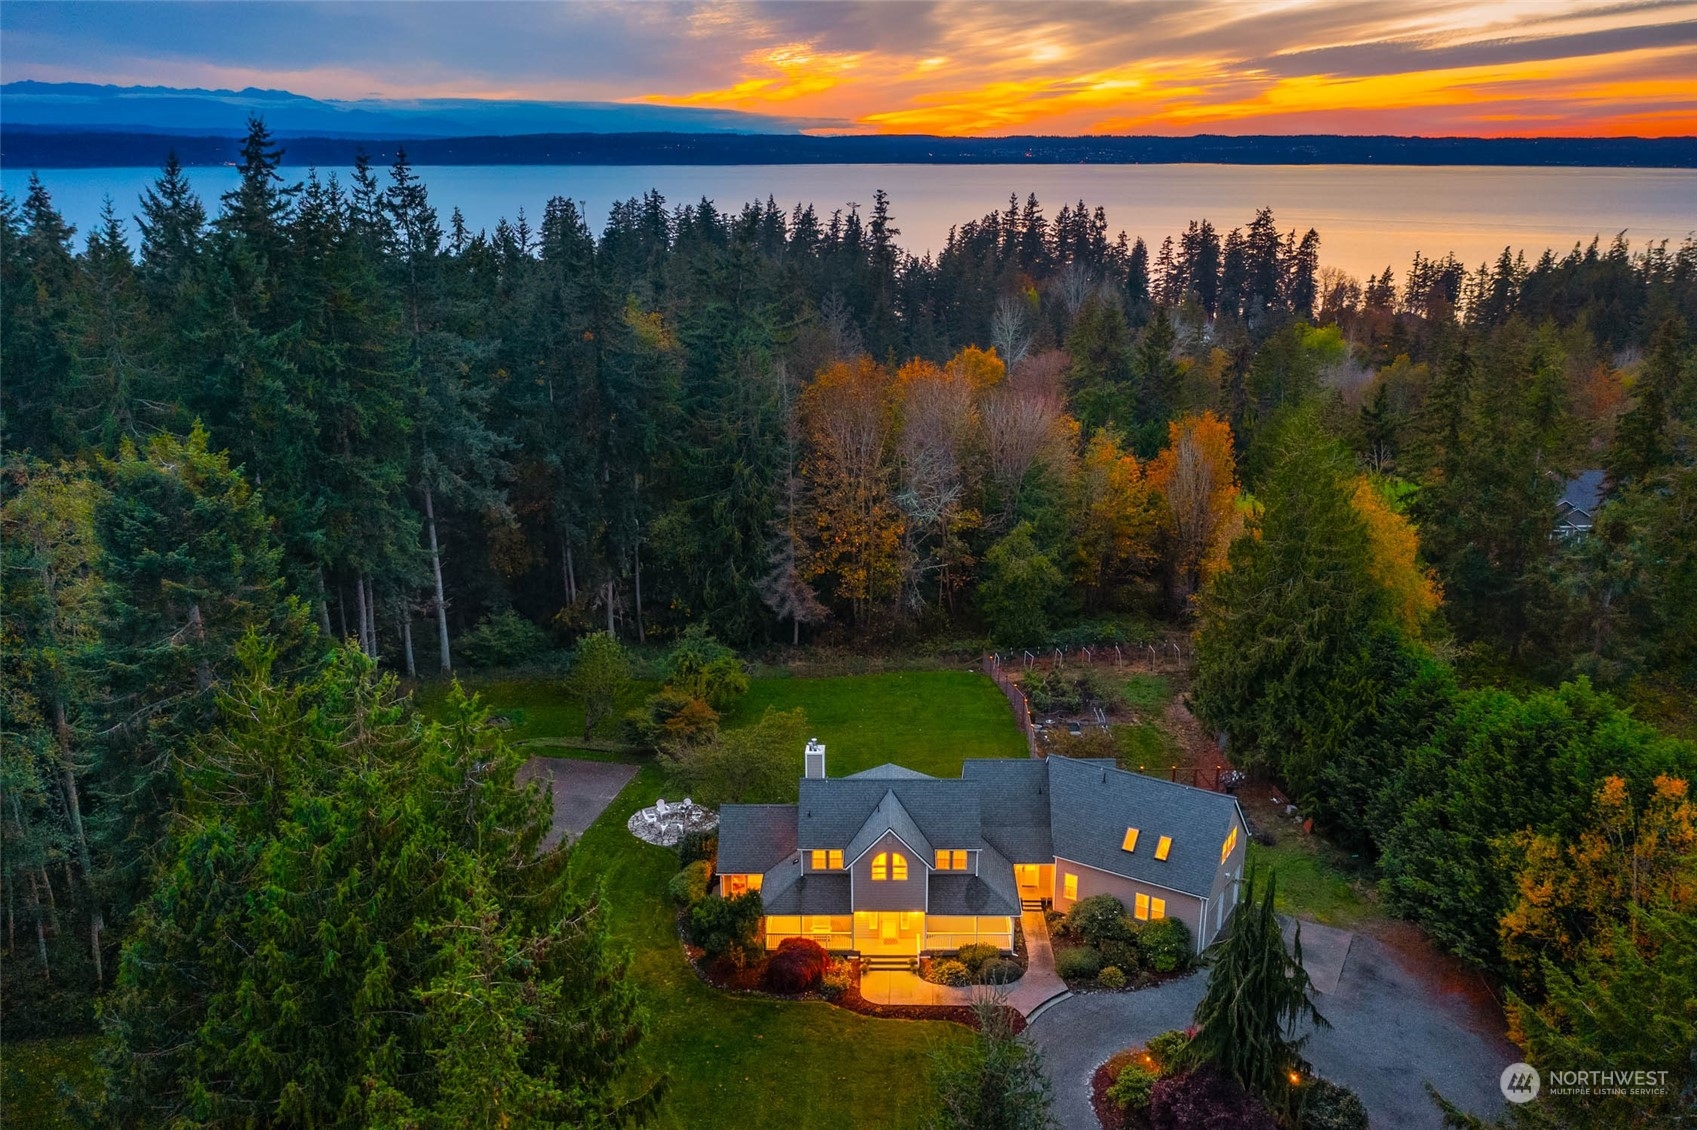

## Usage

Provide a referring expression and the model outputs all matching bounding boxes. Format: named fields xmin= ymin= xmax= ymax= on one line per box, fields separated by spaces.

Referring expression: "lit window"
xmin=954 ymin=850 xmax=967 ymax=871
xmin=1155 ymin=836 xmax=1172 ymax=861
xmin=812 ymin=849 xmax=826 ymax=870
xmin=871 ymin=852 xmax=908 ymax=881
xmin=830 ymin=850 xmax=843 ymax=869
xmin=934 ymin=850 xmax=968 ymax=870
xmin=811 ymin=849 xmax=843 ymax=870
xmin=1150 ymin=897 xmax=1166 ymax=920
xmin=726 ymin=873 xmax=763 ymax=897
xmin=1122 ymin=827 xmax=1140 ymax=852
xmin=1135 ymin=893 xmax=1150 ymax=920
xmin=1063 ymin=873 xmax=1078 ymax=900
xmin=1221 ymin=826 xmax=1238 ymax=864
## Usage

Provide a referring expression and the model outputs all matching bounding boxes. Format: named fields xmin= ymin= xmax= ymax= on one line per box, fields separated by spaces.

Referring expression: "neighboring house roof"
xmin=715 ymin=803 xmax=798 ymax=874
xmin=798 ymin=777 xmax=981 ymax=851
xmin=1047 ymin=755 xmax=1241 ymax=899
xmin=1557 ymin=470 xmax=1606 ymax=530
xmin=845 ymin=789 xmax=935 ymax=864
xmin=847 ymin=763 xmax=934 ymax=780
xmin=960 ymin=759 xmax=1054 ymax=862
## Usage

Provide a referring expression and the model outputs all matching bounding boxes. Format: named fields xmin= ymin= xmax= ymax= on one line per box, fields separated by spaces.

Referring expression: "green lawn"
xmin=722 ymin=670 xmax=1027 ymax=777
xmin=572 ymin=764 xmax=970 ymax=1130
xmin=413 ymin=676 xmax=659 ymax=747
xmin=1247 ymin=838 xmax=1379 ymax=929
xmin=0 ymin=1036 xmax=102 ymax=1129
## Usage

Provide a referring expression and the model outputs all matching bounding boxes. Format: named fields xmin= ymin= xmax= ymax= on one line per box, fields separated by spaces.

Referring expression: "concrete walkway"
xmin=859 ymin=970 xmax=977 ymax=1006
xmin=1026 ymin=919 xmax=1518 ymax=1130
xmin=515 ymin=757 xmax=639 ymax=851
xmin=1004 ymin=908 xmax=1071 ymax=1017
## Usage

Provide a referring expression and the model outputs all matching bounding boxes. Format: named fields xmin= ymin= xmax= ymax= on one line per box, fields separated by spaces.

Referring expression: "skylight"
xmin=1121 ymin=827 xmax=1140 ymax=852
xmin=1155 ymin=835 xmax=1172 ymax=861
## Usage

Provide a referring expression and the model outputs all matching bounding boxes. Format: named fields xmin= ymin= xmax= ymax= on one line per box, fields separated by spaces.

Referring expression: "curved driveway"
xmin=1026 ymin=926 xmax=1518 ymax=1129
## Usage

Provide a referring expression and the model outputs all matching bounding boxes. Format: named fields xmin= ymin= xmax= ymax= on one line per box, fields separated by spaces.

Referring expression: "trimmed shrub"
xmin=1108 ymin=1061 xmax=1158 ymax=1116
xmin=676 ymin=829 xmax=718 ymax=868
xmin=955 ymin=943 xmax=1002 ymax=974
xmin=1068 ymin=894 xmax=1136 ymax=948
xmin=927 ymin=959 xmax=972 ymax=986
xmin=1299 ymin=1078 xmax=1370 ymax=1130
xmin=765 ymin=937 xmax=829 ymax=994
xmin=980 ymin=958 xmax=1024 ymax=985
xmin=1099 ymin=938 xmax=1141 ymax=973
xmin=668 ymin=860 xmax=711 ymax=906
xmin=456 ymin=610 xmax=554 ymax=669
xmin=1149 ymin=1068 xmax=1276 ymax=1130
xmin=818 ymin=962 xmax=854 ymax=1001
xmin=689 ymin=891 xmax=763 ymax=960
xmin=1139 ymin=917 xmax=1192 ymax=973
xmin=1145 ymin=1029 xmax=1192 ymax=1072
xmin=1055 ymin=946 xmax=1102 ymax=981
xmin=1098 ymin=965 xmax=1127 ymax=990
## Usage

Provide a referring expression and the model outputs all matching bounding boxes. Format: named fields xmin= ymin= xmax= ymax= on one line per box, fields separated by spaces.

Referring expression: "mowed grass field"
xmin=723 ymin=669 xmax=1027 ymax=777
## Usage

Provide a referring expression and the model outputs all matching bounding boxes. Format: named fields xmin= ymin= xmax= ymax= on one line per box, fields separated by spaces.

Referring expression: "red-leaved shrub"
xmin=1148 ymin=1068 xmax=1276 ymax=1130
xmin=764 ymin=937 xmax=829 ymax=993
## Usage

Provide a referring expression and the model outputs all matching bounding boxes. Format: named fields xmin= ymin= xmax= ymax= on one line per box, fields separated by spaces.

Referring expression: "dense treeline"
xmin=4 ymin=117 xmax=1696 ymax=1121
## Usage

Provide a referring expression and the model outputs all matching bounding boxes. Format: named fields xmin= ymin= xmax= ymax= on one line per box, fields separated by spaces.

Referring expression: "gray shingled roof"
xmin=960 ymin=759 xmax=1053 ymax=862
xmin=928 ymin=874 xmax=1020 ymax=916
xmin=1559 ymin=470 xmax=1606 ymax=517
xmin=847 ymin=763 xmax=934 ymax=780
xmin=798 ymin=778 xmax=981 ymax=852
xmin=760 ymin=862 xmax=852 ymax=915
xmin=845 ymin=789 xmax=935 ymax=864
xmin=1047 ymin=755 xmax=1241 ymax=898
xmin=715 ymin=804 xmax=798 ymax=874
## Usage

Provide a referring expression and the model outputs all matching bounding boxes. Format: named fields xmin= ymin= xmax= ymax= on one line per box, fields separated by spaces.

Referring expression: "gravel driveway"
xmin=1026 ymin=924 xmax=1518 ymax=1129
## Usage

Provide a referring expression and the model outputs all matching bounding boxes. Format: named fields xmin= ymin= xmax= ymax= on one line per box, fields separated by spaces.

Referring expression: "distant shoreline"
xmin=4 ymin=128 xmax=1694 ymax=170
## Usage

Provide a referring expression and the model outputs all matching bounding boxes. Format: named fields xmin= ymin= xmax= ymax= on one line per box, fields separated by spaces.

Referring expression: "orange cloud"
xmin=634 ymin=4 xmax=1697 ymax=136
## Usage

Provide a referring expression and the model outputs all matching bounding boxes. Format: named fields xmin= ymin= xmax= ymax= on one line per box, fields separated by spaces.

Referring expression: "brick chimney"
xmin=804 ymin=738 xmax=826 ymax=779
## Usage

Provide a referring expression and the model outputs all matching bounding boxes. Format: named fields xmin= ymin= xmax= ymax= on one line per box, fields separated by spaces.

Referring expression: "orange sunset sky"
xmin=3 ymin=0 xmax=1695 ymax=136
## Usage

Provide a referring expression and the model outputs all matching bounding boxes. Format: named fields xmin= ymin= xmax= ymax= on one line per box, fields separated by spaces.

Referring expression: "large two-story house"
xmin=715 ymin=740 xmax=1250 ymax=957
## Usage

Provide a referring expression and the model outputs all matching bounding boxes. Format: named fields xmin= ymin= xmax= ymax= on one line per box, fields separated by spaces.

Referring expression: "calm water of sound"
xmin=5 ymin=163 xmax=1693 ymax=285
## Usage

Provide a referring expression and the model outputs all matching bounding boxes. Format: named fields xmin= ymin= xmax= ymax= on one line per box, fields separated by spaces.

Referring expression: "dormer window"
xmin=1155 ymin=836 xmax=1172 ymax=861
xmin=871 ymin=851 xmax=908 ymax=881
xmin=1121 ymin=827 xmax=1140 ymax=852
xmin=811 ymin=849 xmax=844 ymax=870
xmin=1220 ymin=826 xmax=1238 ymax=864
xmin=934 ymin=850 xmax=967 ymax=871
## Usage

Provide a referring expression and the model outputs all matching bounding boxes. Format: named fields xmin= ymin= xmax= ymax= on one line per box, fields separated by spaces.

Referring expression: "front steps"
xmin=860 ymin=954 xmax=918 ymax=973
xmin=1020 ymin=898 xmax=1046 ymax=912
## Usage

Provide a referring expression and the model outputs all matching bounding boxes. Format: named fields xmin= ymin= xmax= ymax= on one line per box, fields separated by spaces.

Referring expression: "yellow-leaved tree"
xmin=800 ymin=357 xmax=904 ymax=621
xmin=1349 ymin=476 xmax=1441 ymax=632
xmin=1148 ymin=411 xmax=1241 ymax=607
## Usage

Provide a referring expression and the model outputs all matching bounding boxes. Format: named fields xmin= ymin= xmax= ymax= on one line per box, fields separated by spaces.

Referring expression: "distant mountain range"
xmin=0 ymin=81 xmax=831 ymax=137
xmin=3 ymin=82 xmax=1693 ymax=169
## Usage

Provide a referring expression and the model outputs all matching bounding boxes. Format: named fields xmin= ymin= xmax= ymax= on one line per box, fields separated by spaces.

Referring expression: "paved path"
xmin=1026 ymin=921 xmax=1518 ymax=1130
xmin=1004 ymin=908 xmax=1070 ymax=1016
xmin=515 ymin=757 xmax=639 ymax=851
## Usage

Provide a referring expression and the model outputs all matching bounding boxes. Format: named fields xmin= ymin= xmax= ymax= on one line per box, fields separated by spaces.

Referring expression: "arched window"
xmin=871 ymin=851 xmax=909 ymax=881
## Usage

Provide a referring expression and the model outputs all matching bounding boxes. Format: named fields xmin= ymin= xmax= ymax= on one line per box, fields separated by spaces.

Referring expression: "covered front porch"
xmin=855 ymin=910 xmax=924 ymax=955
